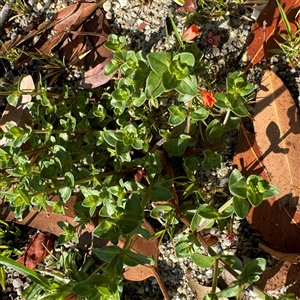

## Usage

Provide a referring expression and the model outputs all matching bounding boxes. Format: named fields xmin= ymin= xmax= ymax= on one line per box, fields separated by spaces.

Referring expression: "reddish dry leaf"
xmin=0 ymin=4 xmax=78 ymax=56
xmin=233 ymin=71 xmax=300 ymax=252
xmin=246 ymin=0 xmax=300 ymax=68
xmin=256 ymin=261 xmax=300 ymax=297
xmin=177 ymin=0 xmax=197 ymax=12
xmin=254 ymin=69 xmax=300 ymax=209
xmin=16 ymin=232 xmax=52 ymax=269
xmin=259 ymin=242 xmax=300 ymax=264
xmin=30 ymin=2 xmax=99 ymax=57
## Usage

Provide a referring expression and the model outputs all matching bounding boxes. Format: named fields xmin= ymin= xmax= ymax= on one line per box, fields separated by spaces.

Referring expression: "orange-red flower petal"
xmin=202 ymin=91 xmax=217 ymax=108
xmin=183 ymin=24 xmax=200 ymax=41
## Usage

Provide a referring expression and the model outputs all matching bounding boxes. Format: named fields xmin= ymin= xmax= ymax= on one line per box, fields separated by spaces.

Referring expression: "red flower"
xmin=206 ymin=31 xmax=220 ymax=46
xmin=202 ymin=91 xmax=216 ymax=108
xmin=183 ymin=24 xmax=200 ymax=41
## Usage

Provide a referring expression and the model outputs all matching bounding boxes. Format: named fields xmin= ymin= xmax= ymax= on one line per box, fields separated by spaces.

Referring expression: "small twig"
xmin=0 ymin=4 xmax=12 ymax=29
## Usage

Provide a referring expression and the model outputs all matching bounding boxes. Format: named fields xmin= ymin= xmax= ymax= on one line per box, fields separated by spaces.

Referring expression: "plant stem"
xmin=237 ymin=282 xmax=243 ymax=300
xmin=211 ymin=259 xmax=219 ymax=295
xmin=31 ymin=168 xmax=134 ymax=197
xmin=223 ymin=109 xmax=231 ymax=126
xmin=33 ymin=129 xmax=91 ymax=134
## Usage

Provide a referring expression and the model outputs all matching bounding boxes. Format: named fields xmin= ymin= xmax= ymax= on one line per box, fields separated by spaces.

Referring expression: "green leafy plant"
xmin=0 ymin=22 xmax=282 ymax=299
xmin=269 ymin=0 xmax=300 ymax=65
xmin=0 ymin=221 xmax=22 ymax=290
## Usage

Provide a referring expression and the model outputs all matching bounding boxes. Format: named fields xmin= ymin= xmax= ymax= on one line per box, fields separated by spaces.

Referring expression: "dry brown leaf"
xmin=14 ymin=3 xmax=113 ymax=88
xmin=233 ymin=125 xmax=269 ymax=180
xmin=32 ymin=2 xmax=99 ymax=57
xmin=177 ymin=0 xmax=197 ymax=12
xmin=187 ymin=277 xmax=225 ymax=300
xmin=246 ymin=0 xmax=300 ymax=68
xmin=256 ymin=260 xmax=300 ymax=297
xmin=0 ymin=4 xmax=78 ymax=56
xmin=77 ymin=8 xmax=114 ymax=88
xmin=254 ymin=69 xmax=300 ymax=209
xmin=16 ymin=232 xmax=52 ymax=269
xmin=259 ymin=243 xmax=300 ymax=264
xmin=233 ymin=71 xmax=300 ymax=252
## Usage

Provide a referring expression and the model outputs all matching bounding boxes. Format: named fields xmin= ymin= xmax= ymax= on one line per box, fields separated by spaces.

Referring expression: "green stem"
xmin=237 ymin=282 xmax=243 ymax=300
xmin=211 ymin=259 xmax=219 ymax=295
xmin=33 ymin=129 xmax=91 ymax=134
xmin=31 ymin=168 xmax=134 ymax=197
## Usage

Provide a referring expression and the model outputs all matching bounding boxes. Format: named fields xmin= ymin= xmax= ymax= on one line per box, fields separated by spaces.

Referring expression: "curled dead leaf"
xmin=259 ymin=243 xmax=300 ymax=264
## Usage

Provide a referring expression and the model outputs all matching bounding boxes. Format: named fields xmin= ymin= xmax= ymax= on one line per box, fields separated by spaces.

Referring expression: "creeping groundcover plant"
xmin=0 ymin=26 xmax=281 ymax=300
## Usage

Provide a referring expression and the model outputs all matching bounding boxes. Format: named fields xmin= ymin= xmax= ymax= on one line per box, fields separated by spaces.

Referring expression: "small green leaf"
xmin=162 ymin=71 xmax=180 ymax=90
xmin=103 ymin=130 xmax=124 ymax=147
xmin=145 ymin=71 xmax=165 ymax=98
xmin=104 ymin=60 xmax=119 ymax=75
xmin=168 ymin=105 xmax=186 ymax=125
xmin=190 ymin=208 xmax=202 ymax=231
xmin=116 ymin=218 xmax=140 ymax=234
xmin=7 ymin=94 xmax=20 ymax=107
xmin=202 ymin=150 xmax=222 ymax=170
xmin=144 ymin=152 xmax=162 ymax=174
xmin=0 ymin=265 xmax=5 ymax=290
xmin=64 ymin=172 xmax=74 ymax=187
xmin=232 ymin=196 xmax=249 ymax=218
xmin=125 ymin=194 xmax=143 ymax=217
xmin=240 ymin=258 xmax=266 ymax=283
xmin=123 ymin=249 xmax=155 ymax=266
xmin=198 ymin=204 xmax=219 ymax=219
xmin=104 ymin=34 xmax=126 ymax=52
xmin=175 ymin=75 xmax=198 ymax=96
xmin=150 ymin=205 xmax=174 ymax=219
xmin=231 ymin=105 xmax=249 ymax=117
xmin=173 ymin=52 xmax=195 ymax=68
xmin=216 ymin=283 xmax=240 ymax=298
xmin=149 ymin=185 xmax=172 ymax=201
xmin=175 ymin=234 xmax=201 ymax=258
xmin=191 ymin=253 xmax=216 ymax=268
xmin=147 ymin=52 xmax=172 ymax=75
xmin=163 ymin=134 xmax=191 ymax=156
xmin=92 ymin=246 xmax=121 ymax=262
xmin=190 ymin=107 xmax=209 ymax=121
xmin=58 ymin=187 xmax=71 ymax=203
xmin=104 ymin=254 xmax=123 ymax=276
xmin=221 ymin=255 xmax=243 ymax=271
xmin=205 ymin=119 xmax=225 ymax=144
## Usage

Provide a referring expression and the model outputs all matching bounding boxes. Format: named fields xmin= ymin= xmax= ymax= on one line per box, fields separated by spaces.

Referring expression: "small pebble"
xmin=12 ymin=278 xmax=23 ymax=289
